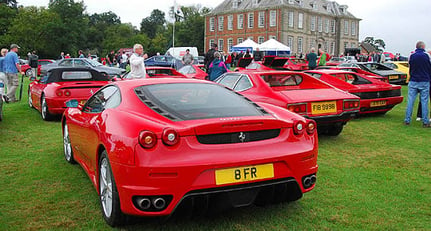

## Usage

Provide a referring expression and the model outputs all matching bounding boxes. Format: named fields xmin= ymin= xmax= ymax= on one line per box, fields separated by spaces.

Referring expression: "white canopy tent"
xmin=258 ymin=39 xmax=291 ymax=56
xmin=230 ymin=39 xmax=260 ymax=53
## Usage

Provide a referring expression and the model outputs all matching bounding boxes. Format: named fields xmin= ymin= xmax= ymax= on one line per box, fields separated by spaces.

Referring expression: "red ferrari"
xmin=284 ymin=57 xmax=309 ymax=71
xmin=304 ymin=69 xmax=403 ymax=115
xmin=316 ymin=66 xmax=388 ymax=83
xmin=215 ymin=71 xmax=360 ymax=136
xmin=178 ymin=64 xmax=208 ymax=79
xmin=62 ymin=78 xmax=318 ymax=226
xmin=28 ymin=67 xmax=112 ymax=120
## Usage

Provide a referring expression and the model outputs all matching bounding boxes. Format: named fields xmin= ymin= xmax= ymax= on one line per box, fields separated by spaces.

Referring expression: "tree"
xmin=0 ymin=3 xmax=17 ymax=45
xmin=363 ymin=37 xmax=386 ymax=52
xmin=140 ymin=9 xmax=166 ymax=39
xmin=88 ymin=11 xmax=121 ymax=55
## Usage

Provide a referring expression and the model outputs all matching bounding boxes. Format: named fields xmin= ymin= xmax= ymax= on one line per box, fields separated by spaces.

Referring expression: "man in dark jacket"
xmin=204 ymin=43 xmax=217 ymax=71
xmin=28 ymin=51 xmax=38 ymax=78
xmin=404 ymin=41 xmax=431 ymax=127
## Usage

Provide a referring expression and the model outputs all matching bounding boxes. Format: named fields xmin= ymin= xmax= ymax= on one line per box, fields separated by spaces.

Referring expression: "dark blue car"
xmin=144 ymin=55 xmax=183 ymax=70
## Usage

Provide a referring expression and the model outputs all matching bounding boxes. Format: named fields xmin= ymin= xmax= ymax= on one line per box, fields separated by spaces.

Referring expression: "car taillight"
xmin=287 ymin=103 xmax=307 ymax=114
xmin=56 ymin=90 xmax=63 ymax=96
xmin=293 ymin=120 xmax=305 ymax=135
xmin=306 ymin=120 xmax=317 ymax=135
xmin=344 ymin=100 xmax=360 ymax=110
xmin=139 ymin=131 xmax=157 ymax=149
xmin=162 ymin=128 xmax=179 ymax=146
xmin=64 ymin=90 xmax=71 ymax=97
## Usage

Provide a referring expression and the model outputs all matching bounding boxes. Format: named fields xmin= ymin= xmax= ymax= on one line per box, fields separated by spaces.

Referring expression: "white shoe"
xmin=416 ymin=118 xmax=422 ymax=121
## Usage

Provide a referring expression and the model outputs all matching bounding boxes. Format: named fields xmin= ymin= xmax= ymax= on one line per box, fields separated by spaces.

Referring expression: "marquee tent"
xmin=230 ymin=39 xmax=259 ymax=53
xmin=258 ymin=39 xmax=291 ymax=56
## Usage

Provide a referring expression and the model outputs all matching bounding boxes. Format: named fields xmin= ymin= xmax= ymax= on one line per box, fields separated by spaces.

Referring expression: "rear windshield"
xmin=261 ymin=74 xmax=303 ymax=87
xmin=134 ymin=83 xmax=265 ymax=120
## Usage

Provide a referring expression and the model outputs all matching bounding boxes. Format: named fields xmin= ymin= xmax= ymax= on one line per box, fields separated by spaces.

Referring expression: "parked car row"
xmin=22 ymin=52 xmax=405 ymax=226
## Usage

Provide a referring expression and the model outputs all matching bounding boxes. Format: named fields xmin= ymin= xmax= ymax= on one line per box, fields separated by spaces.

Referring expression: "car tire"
xmin=41 ymin=95 xmax=54 ymax=121
xmin=63 ymin=122 xmax=76 ymax=164
xmin=25 ymin=69 xmax=33 ymax=77
xmin=326 ymin=124 xmax=344 ymax=136
xmin=99 ymin=150 xmax=125 ymax=227
xmin=28 ymin=89 xmax=34 ymax=108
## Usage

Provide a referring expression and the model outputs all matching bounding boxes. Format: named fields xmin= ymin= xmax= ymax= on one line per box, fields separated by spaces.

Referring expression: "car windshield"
xmin=86 ymin=59 xmax=103 ymax=67
xmin=134 ymin=83 xmax=265 ymax=120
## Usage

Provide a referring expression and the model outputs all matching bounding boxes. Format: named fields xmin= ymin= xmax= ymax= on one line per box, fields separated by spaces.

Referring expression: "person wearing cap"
xmin=3 ymin=44 xmax=21 ymax=103
xmin=182 ymin=49 xmax=194 ymax=65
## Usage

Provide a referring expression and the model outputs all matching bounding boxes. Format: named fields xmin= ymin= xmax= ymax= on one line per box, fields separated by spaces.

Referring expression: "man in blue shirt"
xmin=404 ymin=41 xmax=431 ymax=127
xmin=3 ymin=44 xmax=21 ymax=103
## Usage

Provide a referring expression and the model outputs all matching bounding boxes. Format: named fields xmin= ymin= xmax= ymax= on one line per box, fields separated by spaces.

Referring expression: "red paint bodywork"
xmin=178 ymin=64 xmax=208 ymax=79
xmin=29 ymin=68 xmax=110 ymax=116
xmin=21 ymin=59 xmax=55 ymax=76
xmin=305 ymin=69 xmax=403 ymax=114
xmin=62 ymin=78 xmax=319 ymax=217
xmin=284 ymin=58 xmax=309 ymax=71
xmin=316 ymin=66 xmax=388 ymax=83
xmin=215 ymin=70 xmax=360 ymax=127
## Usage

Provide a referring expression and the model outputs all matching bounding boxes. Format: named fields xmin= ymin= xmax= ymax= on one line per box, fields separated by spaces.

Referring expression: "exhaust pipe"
xmin=303 ymin=177 xmax=312 ymax=188
xmin=137 ymin=198 xmax=151 ymax=210
xmin=309 ymin=175 xmax=316 ymax=185
xmin=153 ymin=197 xmax=166 ymax=210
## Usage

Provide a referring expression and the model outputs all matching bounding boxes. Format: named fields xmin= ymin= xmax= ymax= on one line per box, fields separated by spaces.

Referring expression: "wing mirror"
xmin=65 ymin=99 xmax=84 ymax=110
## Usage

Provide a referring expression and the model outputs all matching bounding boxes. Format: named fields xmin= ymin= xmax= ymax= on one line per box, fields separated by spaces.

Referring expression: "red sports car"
xmin=121 ymin=66 xmax=186 ymax=79
xmin=21 ymin=59 xmax=55 ymax=77
xmin=304 ymin=69 xmax=403 ymax=115
xmin=234 ymin=56 xmax=289 ymax=72
xmin=61 ymin=78 xmax=318 ymax=226
xmin=215 ymin=70 xmax=360 ymax=136
xmin=178 ymin=64 xmax=208 ymax=79
xmin=284 ymin=57 xmax=309 ymax=70
xmin=316 ymin=66 xmax=388 ymax=83
xmin=28 ymin=67 xmax=112 ymax=120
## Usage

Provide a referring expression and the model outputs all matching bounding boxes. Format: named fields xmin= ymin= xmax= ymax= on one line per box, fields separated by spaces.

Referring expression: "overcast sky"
xmin=16 ymin=0 xmax=431 ymax=56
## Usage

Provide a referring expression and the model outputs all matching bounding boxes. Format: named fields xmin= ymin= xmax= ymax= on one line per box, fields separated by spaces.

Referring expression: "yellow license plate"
xmin=370 ymin=100 xmax=387 ymax=107
xmin=311 ymin=101 xmax=337 ymax=115
xmin=389 ymin=75 xmax=398 ymax=80
xmin=215 ymin=163 xmax=274 ymax=185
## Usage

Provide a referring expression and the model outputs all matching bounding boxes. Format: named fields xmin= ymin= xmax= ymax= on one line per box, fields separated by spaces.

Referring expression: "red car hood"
xmin=277 ymin=88 xmax=357 ymax=103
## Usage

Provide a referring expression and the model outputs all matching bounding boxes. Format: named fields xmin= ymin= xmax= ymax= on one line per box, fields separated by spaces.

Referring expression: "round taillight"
xmin=64 ymin=90 xmax=71 ymax=97
xmin=139 ymin=131 xmax=157 ymax=149
xmin=293 ymin=121 xmax=305 ymax=135
xmin=56 ymin=90 xmax=63 ymax=96
xmin=162 ymin=128 xmax=179 ymax=146
xmin=306 ymin=120 xmax=317 ymax=135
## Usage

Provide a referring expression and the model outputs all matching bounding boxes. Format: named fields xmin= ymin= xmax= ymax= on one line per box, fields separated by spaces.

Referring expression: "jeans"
xmin=416 ymin=83 xmax=431 ymax=118
xmin=405 ymin=81 xmax=430 ymax=124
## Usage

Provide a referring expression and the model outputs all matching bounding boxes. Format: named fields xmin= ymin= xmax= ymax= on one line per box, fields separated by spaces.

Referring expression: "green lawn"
xmin=0 ymin=79 xmax=430 ymax=230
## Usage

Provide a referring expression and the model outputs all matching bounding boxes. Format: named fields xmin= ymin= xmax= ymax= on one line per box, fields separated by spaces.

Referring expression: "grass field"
xmin=0 ymin=78 xmax=430 ymax=230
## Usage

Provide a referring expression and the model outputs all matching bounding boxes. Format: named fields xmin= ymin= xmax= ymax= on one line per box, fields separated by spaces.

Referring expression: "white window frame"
xmin=228 ymin=15 xmax=233 ymax=30
xmin=344 ymin=20 xmax=349 ymax=35
xmin=237 ymin=38 xmax=244 ymax=44
xmin=270 ymin=10 xmax=277 ymax=27
xmin=258 ymin=11 xmax=265 ymax=28
xmin=318 ymin=17 xmax=322 ymax=32
xmin=331 ymin=20 xmax=336 ymax=34
xmin=258 ymin=36 xmax=265 ymax=44
xmin=288 ymin=36 xmax=294 ymax=51
xmin=209 ymin=39 xmax=215 ymax=49
xmin=297 ymin=37 xmax=303 ymax=54
xmin=209 ymin=17 xmax=215 ymax=32
xmin=218 ymin=16 xmax=224 ymax=31
xmin=238 ymin=14 xmax=244 ymax=29
xmin=218 ymin=39 xmax=224 ymax=52
xmin=227 ymin=38 xmax=233 ymax=51
xmin=324 ymin=18 xmax=329 ymax=33
xmin=298 ymin=13 xmax=304 ymax=29
xmin=248 ymin=13 xmax=254 ymax=29
xmin=288 ymin=11 xmax=294 ymax=28
xmin=351 ymin=21 xmax=356 ymax=36
xmin=310 ymin=16 xmax=316 ymax=31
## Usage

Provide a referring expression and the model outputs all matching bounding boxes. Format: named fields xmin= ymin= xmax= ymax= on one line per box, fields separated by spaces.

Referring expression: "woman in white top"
xmin=129 ymin=44 xmax=147 ymax=78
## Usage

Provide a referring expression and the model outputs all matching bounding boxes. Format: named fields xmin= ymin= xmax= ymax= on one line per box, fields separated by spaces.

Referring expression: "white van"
xmin=166 ymin=47 xmax=199 ymax=60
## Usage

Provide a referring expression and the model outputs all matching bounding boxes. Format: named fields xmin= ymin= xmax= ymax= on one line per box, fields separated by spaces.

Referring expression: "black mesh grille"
xmin=197 ymin=129 xmax=280 ymax=144
xmin=352 ymin=89 xmax=401 ymax=99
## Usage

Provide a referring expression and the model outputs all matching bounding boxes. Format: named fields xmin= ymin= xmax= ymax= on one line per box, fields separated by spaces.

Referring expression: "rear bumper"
xmin=359 ymin=96 xmax=403 ymax=114
xmin=303 ymin=110 xmax=358 ymax=125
